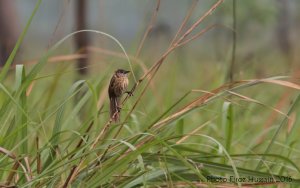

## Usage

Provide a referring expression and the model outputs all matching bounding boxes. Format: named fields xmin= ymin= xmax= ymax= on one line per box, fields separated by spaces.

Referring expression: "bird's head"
xmin=115 ymin=69 xmax=130 ymax=77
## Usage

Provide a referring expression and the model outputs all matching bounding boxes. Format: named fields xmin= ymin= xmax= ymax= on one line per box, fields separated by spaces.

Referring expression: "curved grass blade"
xmin=256 ymin=94 xmax=300 ymax=170
xmin=43 ymin=80 xmax=86 ymax=169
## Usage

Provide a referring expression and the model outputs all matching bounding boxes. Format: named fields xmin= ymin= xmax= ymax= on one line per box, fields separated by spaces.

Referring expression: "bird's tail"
xmin=110 ymin=97 xmax=120 ymax=122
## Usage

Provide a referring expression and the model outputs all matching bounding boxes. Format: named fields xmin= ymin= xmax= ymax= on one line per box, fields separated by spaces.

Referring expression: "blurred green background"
xmin=0 ymin=0 xmax=300 ymax=187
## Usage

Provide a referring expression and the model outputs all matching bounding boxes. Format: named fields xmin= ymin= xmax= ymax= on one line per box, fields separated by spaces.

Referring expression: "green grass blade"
xmin=256 ymin=94 xmax=300 ymax=170
xmin=176 ymin=119 xmax=184 ymax=136
xmin=43 ymin=80 xmax=86 ymax=169
xmin=148 ymin=91 xmax=191 ymax=129
xmin=15 ymin=65 xmax=28 ymax=154
xmin=222 ymin=101 xmax=233 ymax=154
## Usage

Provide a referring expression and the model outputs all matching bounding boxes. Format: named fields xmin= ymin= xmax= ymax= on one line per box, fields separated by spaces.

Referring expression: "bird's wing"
xmin=108 ymin=75 xmax=116 ymax=98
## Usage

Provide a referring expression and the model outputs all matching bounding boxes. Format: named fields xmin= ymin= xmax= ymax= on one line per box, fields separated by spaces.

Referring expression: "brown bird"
xmin=108 ymin=69 xmax=131 ymax=122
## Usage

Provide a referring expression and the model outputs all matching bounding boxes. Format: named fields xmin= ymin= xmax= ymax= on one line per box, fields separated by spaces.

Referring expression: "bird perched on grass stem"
xmin=108 ymin=69 xmax=131 ymax=122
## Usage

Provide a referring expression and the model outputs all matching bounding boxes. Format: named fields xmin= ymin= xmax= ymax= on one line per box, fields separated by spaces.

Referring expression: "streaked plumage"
xmin=108 ymin=69 xmax=130 ymax=122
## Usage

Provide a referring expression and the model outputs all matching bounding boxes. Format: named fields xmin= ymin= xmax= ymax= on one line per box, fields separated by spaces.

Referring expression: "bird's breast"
xmin=114 ymin=76 xmax=129 ymax=97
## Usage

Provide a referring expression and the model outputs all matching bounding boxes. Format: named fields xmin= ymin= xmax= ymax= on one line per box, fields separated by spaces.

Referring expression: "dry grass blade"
xmin=0 ymin=147 xmax=16 ymax=159
xmin=255 ymin=73 xmax=300 ymax=146
xmin=259 ymin=79 xmax=300 ymax=89
xmin=135 ymin=0 xmax=160 ymax=58
xmin=177 ymin=24 xmax=217 ymax=47
xmin=170 ymin=0 xmax=199 ymax=46
xmin=23 ymin=157 xmax=33 ymax=180
xmin=153 ymin=78 xmax=300 ymax=131
xmin=177 ymin=23 xmax=235 ymax=49
xmin=174 ymin=0 xmax=224 ymax=46
xmin=19 ymin=46 xmax=144 ymax=70
xmin=287 ymin=112 xmax=296 ymax=134
xmin=0 ymin=147 xmax=31 ymax=185
xmin=139 ymin=0 xmax=224 ymax=82
xmin=22 ymin=54 xmax=87 ymax=67
xmin=192 ymin=89 xmax=219 ymax=95
xmin=5 ymin=162 xmax=19 ymax=186
xmin=227 ymin=90 xmax=288 ymax=118
xmin=193 ymin=89 xmax=245 ymax=109
xmin=62 ymin=165 xmax=78 ymax=188
xmin=26 ymin=81 xmax=35 ymax=96
xmin=153 ymin=84 xmax=230 ymax=130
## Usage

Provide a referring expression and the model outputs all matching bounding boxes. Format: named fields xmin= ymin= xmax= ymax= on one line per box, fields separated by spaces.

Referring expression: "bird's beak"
xmin=125 ymin=70 xmax=130 ymax=74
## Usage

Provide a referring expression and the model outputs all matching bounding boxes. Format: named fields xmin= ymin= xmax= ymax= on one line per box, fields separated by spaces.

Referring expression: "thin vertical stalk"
xmin=228 ymin=0 xmax=236 ymax=82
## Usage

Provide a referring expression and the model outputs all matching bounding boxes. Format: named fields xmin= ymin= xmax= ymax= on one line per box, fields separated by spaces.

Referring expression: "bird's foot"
xmin=125 ymin=91 xmax=133 ymax=96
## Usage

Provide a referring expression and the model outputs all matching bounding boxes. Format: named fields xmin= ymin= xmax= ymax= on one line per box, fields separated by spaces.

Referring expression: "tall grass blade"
xmin=43 ymin=80 xmax=85 ymax=169
xmin=222 ymin=101 xmax=233 ymax=154
xmin=256 ymin=94 xmax=300 ymax=170
xmin=15 ymin=65 xmax=28 ymax=154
